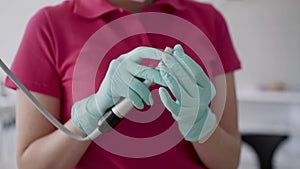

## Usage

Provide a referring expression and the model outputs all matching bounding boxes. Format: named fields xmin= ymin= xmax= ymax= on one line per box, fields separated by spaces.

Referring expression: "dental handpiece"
xmin=0 ymin=46 xmax=173 ymax=141
xmin=87 ymin=47 xmax=173 ymax=139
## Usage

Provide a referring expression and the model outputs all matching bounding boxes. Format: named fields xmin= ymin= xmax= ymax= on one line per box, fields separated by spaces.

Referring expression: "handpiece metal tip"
xmin=164 ymin=47 xmax=173 ymax=55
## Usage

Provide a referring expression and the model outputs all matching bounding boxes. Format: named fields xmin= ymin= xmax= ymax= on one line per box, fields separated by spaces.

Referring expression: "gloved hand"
xmin=72 ymin=47 xmax=166 ymax=134
xmin=159 ymin=44 xmax=216 ymax=142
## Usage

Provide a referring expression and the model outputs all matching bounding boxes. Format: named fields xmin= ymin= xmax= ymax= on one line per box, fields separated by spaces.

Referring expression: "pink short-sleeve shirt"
xmin=6 ymin=0 xmax=241 ymax=168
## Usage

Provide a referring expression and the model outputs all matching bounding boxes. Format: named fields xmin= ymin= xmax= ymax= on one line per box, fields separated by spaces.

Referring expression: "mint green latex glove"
xmin=159 ymin=44 xmax=216 ymax=142
xmin=72 ymin=47 xmax=166 ymax=134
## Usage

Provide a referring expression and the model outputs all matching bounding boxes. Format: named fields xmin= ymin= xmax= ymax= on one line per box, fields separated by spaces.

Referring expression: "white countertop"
xmin=237 ymin=90 xmax=300 ymax=104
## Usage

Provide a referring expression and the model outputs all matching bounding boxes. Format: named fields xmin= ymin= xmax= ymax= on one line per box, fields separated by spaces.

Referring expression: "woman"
xmin=6 ymin=0 xmax=241 ymax=168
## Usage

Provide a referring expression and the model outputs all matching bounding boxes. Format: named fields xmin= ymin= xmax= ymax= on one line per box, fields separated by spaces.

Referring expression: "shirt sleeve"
xmin=5 ymin=8 xmax=61 ymax=98
xmin=212 ymin=7 xmax=241 ymax=74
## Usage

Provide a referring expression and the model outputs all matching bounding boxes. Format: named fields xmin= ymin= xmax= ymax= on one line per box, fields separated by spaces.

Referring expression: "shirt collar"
xmin=73 ymin=0 xmax=187 ymax=19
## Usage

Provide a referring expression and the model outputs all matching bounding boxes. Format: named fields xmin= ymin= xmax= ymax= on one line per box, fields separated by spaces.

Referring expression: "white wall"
xmin=210 ymin=0 xmax=300 ymax=90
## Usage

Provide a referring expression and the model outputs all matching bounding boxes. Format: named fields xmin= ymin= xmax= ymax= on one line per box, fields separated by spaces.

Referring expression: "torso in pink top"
xmin=6 ymin=0 xmax=241 ymax=168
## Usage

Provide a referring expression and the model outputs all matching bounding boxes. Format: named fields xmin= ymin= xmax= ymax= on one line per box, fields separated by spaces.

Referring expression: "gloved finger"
xmin=111 ymin=70 xmax=152 ymax=106
xmin=128 ymin=62 xmax=166 ymax=86
xmin=128 ymin=88 xmax=145 ymax=109
xmin=172 ymin=46 xmax=216 ymax=100
xmin=120 ymin=46 xmax=164 ymax=63
xmin=160 ymin=66 xmax=198 ymax=107
xmin=158 ymin=87 xmax=180 ymax=117
xmin=161 ymin=53 xmax=197 ymax=97
xmin=173 ymin=44 xmax=210 ymax=87
xmin=159 ymin=64 xmax=181 ymax=100
xmin=127 ymin=77 xmax=154 ymax=106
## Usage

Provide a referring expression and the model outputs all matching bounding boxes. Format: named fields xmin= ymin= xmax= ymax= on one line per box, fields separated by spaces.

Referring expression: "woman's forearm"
xmin=192 ymin=126 xmax=241 ymax=169
xmin=17 ymin=120 xmax=91 ymax=169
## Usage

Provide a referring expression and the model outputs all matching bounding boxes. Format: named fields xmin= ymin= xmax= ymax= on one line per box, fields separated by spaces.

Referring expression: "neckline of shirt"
xmin=73 ymin=0 xmax=187 ymax=19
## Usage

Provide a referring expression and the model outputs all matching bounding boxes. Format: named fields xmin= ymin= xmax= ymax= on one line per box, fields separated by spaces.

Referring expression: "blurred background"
xmin=0 ymin=0 xmax=299 ymax=168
